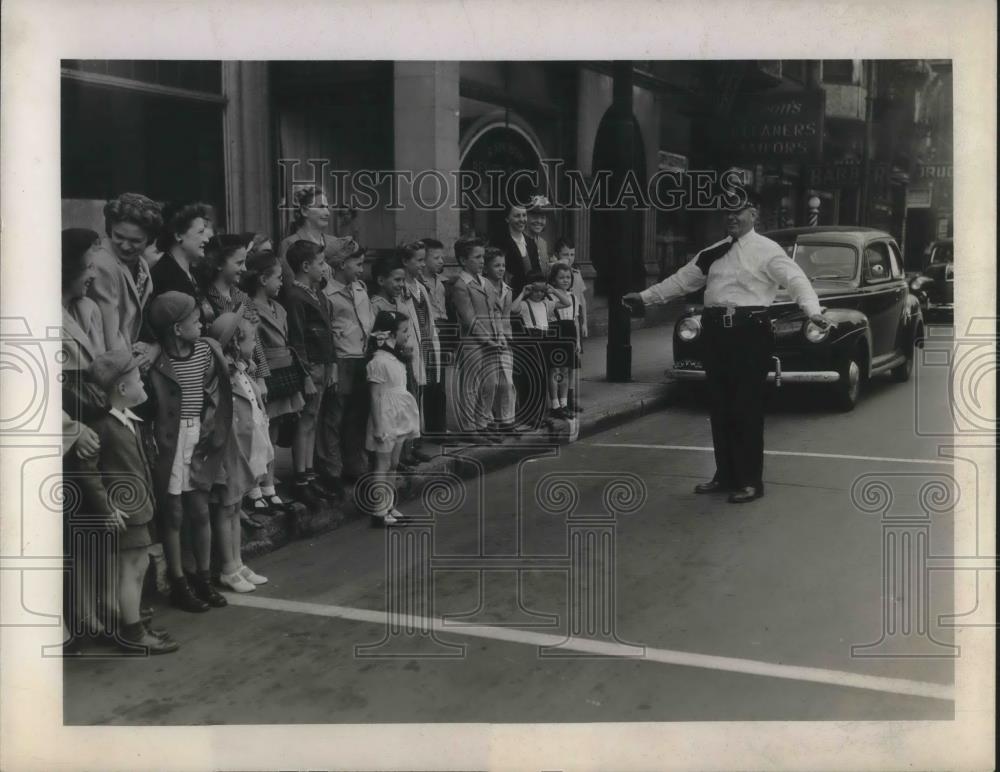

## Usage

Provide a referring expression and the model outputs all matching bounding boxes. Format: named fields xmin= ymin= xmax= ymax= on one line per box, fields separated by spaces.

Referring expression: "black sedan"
xmin=909 ymin=238 xmax=953 ymax=322
xmin=670 ymin=226 xmax=925 ymax=411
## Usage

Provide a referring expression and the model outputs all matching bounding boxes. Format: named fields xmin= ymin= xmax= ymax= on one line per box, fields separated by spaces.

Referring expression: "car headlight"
xmin=804 ymin=319 xmax=830 ymax=343
xmin=677 ymin=316 xmax=702 ymax=342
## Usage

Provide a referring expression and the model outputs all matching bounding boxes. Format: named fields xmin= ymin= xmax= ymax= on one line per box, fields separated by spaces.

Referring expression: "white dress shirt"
xmin=640 ymin=229 xmax=822 ymax=317
xmin=109 ymin=407 xmax=143 ymax=434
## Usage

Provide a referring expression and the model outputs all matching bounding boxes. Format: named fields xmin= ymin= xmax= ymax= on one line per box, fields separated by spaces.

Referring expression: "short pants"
xmin=167 ymin=417 xmax=201 ymax=496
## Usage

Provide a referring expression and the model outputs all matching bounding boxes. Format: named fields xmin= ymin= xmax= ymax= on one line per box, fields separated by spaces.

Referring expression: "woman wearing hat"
xmin=526 ymin=194 xmax=552 ymax=266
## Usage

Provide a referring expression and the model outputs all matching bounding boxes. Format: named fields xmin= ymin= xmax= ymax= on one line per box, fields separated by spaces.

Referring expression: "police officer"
xmin=623 ymin=193 xmax=834 ymax=503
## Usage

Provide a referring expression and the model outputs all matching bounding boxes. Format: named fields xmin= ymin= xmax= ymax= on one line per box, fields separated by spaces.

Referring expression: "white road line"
xmin=588 ymin=443 xmax=953 ymax=466
xmin=225 ymin=593 xmax=953 ymax=702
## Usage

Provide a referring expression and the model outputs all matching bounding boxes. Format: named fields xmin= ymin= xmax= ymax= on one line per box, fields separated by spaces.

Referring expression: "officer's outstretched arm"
xmin=637 ymin=257 xmax=707 ymax=306
xmin=763 ymin=254 xmax=822 ymax=317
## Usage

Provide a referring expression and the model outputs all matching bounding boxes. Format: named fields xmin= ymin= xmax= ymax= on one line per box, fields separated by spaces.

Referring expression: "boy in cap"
xmin=146 ymin=291 xmax=233 ymax=612
xmin=77 ymin=350 xmax=179 ymax=654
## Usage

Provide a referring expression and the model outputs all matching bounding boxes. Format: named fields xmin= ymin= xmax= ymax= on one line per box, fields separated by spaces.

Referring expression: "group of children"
xmin=63 ymin=193 xmax=590 ymax=655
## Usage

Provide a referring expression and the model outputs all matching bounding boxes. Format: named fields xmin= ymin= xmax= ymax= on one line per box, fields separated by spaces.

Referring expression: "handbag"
xmin=263 ymin=345 xmax=306 ymax=401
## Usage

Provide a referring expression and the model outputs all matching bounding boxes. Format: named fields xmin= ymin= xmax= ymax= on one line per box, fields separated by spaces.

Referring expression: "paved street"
xmin=65 ymin=326 xmax=957 ymax=724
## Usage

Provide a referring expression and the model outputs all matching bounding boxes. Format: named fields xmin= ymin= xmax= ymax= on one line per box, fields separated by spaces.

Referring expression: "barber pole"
xmin=807 ymin=195 xmax=821 ymax=226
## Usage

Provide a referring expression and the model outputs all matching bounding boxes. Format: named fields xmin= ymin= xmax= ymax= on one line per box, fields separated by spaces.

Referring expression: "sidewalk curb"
xmin=242 ymin=378 xmax=682 ymax=556
xmin=403 ymin=380 xmax=678 ymax=492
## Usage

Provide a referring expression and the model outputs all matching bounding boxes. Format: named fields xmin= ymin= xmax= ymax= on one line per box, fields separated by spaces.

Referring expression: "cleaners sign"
xmin=720 ymin=90 xmax=825 ymax=162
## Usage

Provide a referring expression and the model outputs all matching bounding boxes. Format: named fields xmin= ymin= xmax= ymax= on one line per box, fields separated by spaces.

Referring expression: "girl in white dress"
xmin=364 ymin=310 xmax=421 ymax=526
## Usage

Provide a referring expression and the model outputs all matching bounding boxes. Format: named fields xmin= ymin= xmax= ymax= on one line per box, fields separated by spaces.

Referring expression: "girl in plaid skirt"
xmin=241 ymin=249 xmax=306 ymax=513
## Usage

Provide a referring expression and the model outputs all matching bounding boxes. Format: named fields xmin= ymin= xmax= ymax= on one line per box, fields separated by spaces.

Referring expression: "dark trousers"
xmin=314 ymin=357 xmax=370 ymax=479
xmin=700 ymin=315 xmax=774 ymax=489
xmin=513 ymin=327 xmax=549 ymax=429
xmin=423 ymin=381 xmax=447 ymax=435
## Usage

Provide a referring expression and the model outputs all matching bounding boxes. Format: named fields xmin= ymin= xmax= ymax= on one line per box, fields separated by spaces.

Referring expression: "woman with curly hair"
xmin=88 ymin=192 xmax=163 ymax=355
xmin=149 ymin=201 xmax=215 ymax=319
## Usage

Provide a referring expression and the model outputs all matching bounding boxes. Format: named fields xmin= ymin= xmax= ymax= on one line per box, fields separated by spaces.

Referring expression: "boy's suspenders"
xmin=526 ymin=300 xmax=543 ymax=330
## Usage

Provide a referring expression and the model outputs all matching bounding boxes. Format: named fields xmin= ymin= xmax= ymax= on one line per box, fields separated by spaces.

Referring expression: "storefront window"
xmin=61 ymin=66 xmax=226 ymax=225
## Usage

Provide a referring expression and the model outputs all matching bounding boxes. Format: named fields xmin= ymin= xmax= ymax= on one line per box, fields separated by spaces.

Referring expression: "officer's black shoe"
xmin=727 ymin=486 xmax=764 ymax=504
xmin=694 ymin=480 xmax=729 ymax=494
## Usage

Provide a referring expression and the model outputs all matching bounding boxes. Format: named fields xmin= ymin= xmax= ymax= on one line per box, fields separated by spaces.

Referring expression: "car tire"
xmin=834 ymin=345 xmax=864 ymax=412
xmin=891 ymin=336 xmax=916 ymax=383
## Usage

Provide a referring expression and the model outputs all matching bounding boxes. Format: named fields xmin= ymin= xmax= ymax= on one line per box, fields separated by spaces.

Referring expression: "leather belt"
xmin=702 ymin=305 xmax=769 ymax=329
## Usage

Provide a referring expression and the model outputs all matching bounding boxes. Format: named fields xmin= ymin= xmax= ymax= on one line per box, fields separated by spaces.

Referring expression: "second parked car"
xmin=909 ymin=238 xmax=954 ymax=323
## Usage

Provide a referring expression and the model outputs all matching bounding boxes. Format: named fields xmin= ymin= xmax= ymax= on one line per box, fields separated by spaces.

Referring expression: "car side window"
xmin=886 ymin=242 xmax=904 ymax=278
xmin=863 ymin=243 xmax=892 ymax=283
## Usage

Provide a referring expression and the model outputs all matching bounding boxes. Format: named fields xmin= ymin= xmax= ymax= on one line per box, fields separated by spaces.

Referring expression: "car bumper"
xmin=670 ymin=368 xmax=841 ymax=383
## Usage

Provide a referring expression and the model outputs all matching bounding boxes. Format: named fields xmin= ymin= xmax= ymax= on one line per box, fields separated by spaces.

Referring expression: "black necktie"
xmin=695 ymin=237 xmax=735 ymax=275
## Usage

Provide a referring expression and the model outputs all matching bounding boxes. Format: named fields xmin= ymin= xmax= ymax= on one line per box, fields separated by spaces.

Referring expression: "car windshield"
xmin=788 ymin=243 xmax=858 ymax=281
xmin=930 ymin=243 xmax=953 ymax=263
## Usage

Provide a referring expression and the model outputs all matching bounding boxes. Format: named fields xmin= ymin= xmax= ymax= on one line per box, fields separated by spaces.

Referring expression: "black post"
xmin=859 ymin=61 xmax=875 ymax=226
xmin=606 ymin=60 xmax=634 ymax=383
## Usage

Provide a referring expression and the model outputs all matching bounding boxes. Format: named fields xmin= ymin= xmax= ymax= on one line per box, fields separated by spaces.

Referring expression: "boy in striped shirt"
xmin=146 ymin=291 xmax=233 ymax=614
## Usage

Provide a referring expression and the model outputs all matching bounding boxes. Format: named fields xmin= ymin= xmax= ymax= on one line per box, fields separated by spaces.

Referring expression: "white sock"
xmin=550 ymin=398 xmax=560 ymax=408
xmin=260 ymin=485 xmax=276 ymax=497
xmin=248 ymin=486 xmax=262 ymax=499
xmin=559 ymin=398 xmax=567 ymax=408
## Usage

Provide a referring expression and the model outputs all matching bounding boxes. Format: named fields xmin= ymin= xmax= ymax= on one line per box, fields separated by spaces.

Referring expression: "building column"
xmin=606 ymin=61 xmax=634 ymax=382
xmin=222 ymin=62 xmax=274 ymax=237
xmin=393 ymin=62 xmax=461 ymax=249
